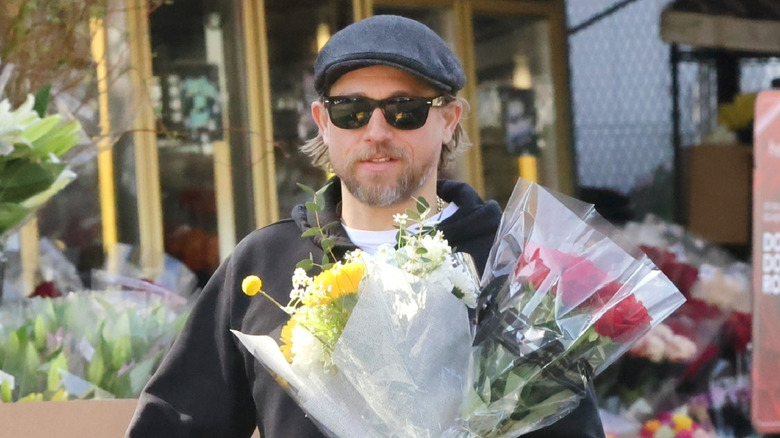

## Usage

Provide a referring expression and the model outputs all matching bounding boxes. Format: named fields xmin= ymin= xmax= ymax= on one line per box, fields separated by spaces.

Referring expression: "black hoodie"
xmin=127 ymin=179 xmax=605 ymax=438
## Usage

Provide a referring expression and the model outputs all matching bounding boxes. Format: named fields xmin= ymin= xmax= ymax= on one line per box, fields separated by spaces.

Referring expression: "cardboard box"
xmin=685 ymin=144 xmax=752 ymax=244
xmin=0 ymin=399 xmax=137 ymax=438
xmin=0 ymin=399 xmax=261 ymax=437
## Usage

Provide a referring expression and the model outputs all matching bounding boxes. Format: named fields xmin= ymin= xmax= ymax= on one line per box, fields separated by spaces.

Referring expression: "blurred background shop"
xmin=2 ymin=0 xmax=780 ymax=435
xmin=12 ymin=0 xmax=774 ymax=292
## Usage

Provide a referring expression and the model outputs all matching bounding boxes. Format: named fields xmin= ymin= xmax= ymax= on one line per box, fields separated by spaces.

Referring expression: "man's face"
xmin=312 ymin=65 xmax=461 ymax=208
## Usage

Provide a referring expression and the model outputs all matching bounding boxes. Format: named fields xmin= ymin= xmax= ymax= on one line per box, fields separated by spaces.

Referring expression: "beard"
xmin=333 ymin=144 xmax=435 ymax=208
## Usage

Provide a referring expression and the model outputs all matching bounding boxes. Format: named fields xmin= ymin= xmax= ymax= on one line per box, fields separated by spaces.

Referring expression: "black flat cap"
xmin=314 ymin=15 xmax=466 ymax=95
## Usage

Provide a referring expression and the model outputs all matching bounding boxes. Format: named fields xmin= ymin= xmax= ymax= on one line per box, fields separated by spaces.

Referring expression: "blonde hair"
xmin=300 ymin=96 xmax=472 ymax=172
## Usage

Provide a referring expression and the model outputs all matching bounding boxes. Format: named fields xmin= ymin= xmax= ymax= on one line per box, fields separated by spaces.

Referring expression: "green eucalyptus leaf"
xmin=304 ymin=201 xmax=322 ymax=212
xmin=320 ymin=221 xmax=341 ymax=232
xmin=301 ymin=227 xmax=321 ymax=238
xmin=315 ymin=183 xmax=332 ymax=195
xmin=405 ymin=208 xmax=421 ymax=221
xmin=296 ymin=258 xmax=314 ymax=271
xmin=296 ymin=183 xmax=316 ymax=196
xmin=321 ymin=252 xmax=331 ymax=265
xmin=416 ymin=196 xmax=430 ymax=213
xmin=321 ymin=238 xmax=335 ymax=254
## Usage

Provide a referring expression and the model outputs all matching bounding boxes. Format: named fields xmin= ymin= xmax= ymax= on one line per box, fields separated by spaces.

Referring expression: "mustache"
xmin=350 ymin=144 xmax=408 ymax=163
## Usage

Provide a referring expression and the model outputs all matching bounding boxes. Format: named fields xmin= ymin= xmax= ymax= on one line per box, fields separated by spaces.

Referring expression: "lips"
xmin=365 ymin=156 xmax=392 ymax=163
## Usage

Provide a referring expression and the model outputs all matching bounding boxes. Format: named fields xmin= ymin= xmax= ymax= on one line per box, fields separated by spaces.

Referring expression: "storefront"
xmin=22 ymin=0 xmax=574 ymax=293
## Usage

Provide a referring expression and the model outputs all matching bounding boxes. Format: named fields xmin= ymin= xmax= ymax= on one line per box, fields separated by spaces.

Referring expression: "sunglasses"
xmin=323 ymin=95 xmax=448 ymax=130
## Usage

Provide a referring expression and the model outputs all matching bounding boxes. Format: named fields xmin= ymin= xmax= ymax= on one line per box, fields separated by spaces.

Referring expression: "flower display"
xmin=233 ymin=180 xmax=684 ymax=437
xmin=0 ymin=92 xmax=81 ymax=239
xmin=639 ymin=410 xmax=713 ymax=438
xmin=0 ymin=290 xmax=191 ymax=402
xmin=597 ymin=215 xmax=757 ymax=437
xmin=629 ymin=323 xmax=697 ymax=363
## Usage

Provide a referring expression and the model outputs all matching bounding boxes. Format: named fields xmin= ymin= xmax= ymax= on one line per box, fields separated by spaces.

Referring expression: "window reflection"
xmin=473 ymin=14 xmax=556 ymax=207
xmin=265 ymin=1 xmax=352 ymax=218
xmin=149 ymin=2 xmax=224 ymax=286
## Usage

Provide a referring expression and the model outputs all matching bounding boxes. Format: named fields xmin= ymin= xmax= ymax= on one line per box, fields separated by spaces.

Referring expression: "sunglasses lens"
xmin=328 ymin=99 xmax=373 ymax=129
xmin=383 ymin=98 xmax=429 ymax=130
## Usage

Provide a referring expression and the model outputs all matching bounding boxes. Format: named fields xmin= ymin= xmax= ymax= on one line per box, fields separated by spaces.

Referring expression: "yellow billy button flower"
xmin=242 ymin=275 xmax=263 ymax=296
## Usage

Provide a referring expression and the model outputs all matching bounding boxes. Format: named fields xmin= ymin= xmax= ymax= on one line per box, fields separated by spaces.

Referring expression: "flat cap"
xmin=314 ymin=15 xmax=466 ymax=95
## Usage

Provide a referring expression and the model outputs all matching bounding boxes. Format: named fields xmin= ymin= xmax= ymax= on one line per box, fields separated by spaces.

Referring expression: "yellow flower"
xmin=280 ymin=319 xmax=296 ymax=363
xmin=242 ymin=275 xmax=263 ymax=296
xmin=305 ymin=261 xmax=365 ymax=305
xmin=672 ymin=413 xmax=693 ymax=432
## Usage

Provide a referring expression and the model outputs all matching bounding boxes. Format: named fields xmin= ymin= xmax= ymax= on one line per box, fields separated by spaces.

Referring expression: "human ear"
xmin=311 ymin=100 xmax=331 ymax=144
xmin=440 ymin=100 xmax=462 ymax=145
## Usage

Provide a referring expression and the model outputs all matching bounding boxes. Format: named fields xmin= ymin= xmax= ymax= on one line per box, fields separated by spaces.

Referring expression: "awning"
xmin=660 ymin=0 xmax=780 ymax=54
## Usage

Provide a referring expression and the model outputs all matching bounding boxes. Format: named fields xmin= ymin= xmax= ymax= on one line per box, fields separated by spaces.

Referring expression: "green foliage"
xmin=0 ymin=90 xmax=81 ymax=238
xmin=0 ymin=292 xmax=192 ymax=402
xmin=297 ymin=182 xmax=340 ymax=272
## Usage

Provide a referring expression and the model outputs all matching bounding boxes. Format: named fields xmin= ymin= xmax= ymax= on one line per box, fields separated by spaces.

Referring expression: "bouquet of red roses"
xmin=444 ymin=179 xmax=686 ymax=437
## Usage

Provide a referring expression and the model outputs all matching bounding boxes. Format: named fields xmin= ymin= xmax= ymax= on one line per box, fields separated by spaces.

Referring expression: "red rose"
xmin=640 ymin=244 xmax=699 ymax=298
xmin=557 ymin=256 xmax=609 ymax=308
xmin=513 ymin=248 xmax=551 ymax=290
xmin=593 ymin=295 xmax=652 ymax=340
xmin=30 ymin=281 xmax=61 ymax=298
xmin=724 ymin=311 xmax=752 ymax=354
xmin=585 ymin=281 xmax=623 ymax=308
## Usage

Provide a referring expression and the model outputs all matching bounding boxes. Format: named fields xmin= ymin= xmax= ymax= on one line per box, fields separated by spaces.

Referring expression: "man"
xmin=127 ymin=15 xmax=605 ymax=437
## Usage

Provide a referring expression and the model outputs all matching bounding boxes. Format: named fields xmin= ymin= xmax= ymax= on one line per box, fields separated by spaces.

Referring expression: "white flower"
xmin=450 ymin=261 xmax=479 ymax=308
xmin=0 ymin=94 xmax=38 ymax=155
xmin=664 ymin=332 xmax=697 ymax=363
xmin=630 ymin=330 xmax=666 ymax=362
xmin=290 ymin=323 xmax=333 ymax=374
xmin=393 ymin=213 xmax=409 ymax=226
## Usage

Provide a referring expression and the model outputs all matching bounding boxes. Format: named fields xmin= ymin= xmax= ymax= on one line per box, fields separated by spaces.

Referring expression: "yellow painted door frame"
xmin=126 ymin=0 xmax=165 ymax=278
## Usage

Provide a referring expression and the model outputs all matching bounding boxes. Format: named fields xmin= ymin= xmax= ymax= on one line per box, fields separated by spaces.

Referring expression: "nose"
xmin=362 ymin=107 xmax=393 ymax=142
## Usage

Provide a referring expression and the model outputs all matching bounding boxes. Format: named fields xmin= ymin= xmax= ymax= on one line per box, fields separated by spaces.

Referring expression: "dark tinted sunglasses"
xmin=323 ymin=95 xmax=448 ymax=130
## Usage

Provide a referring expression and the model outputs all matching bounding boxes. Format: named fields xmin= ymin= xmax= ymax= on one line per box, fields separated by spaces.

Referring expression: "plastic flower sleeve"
xmin=447 ymin=178 xmax=686 ymax=437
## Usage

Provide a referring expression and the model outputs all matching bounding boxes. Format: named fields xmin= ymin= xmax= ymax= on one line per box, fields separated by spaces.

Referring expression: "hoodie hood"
xmin=291 ymin=178 xmax=503 ymax=266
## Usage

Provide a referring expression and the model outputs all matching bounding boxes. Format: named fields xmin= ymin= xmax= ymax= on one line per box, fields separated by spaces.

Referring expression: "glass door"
xmin=472 ymin=2 xmax=572 ymax=206
xmin=264 ymin=0 xmax=354 ymax=219
xmin=145 ymin=1 xmax=237 ymax=287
